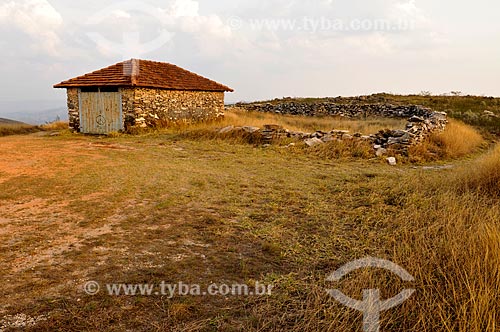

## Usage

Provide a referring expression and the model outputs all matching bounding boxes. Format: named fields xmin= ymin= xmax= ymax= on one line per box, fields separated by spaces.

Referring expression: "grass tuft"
xmin=308 ymin=139 xmax=374 ymax=159
xmin=409 ymin=119 xmax=484 ymax=162
xmin=0 ymin=123 xmax=40 ymax=137
xmin=40 ymin=121 xmax=69 ymax=131
xmin=430 ymin=120 xmax=485 ymax=158
xmin=454 ymin=144 xmax=500 ymax=197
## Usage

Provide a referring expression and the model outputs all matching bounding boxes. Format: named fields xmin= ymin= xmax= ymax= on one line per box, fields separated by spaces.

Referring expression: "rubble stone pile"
xmin=219 ymin=102 xmax=448 ymax=158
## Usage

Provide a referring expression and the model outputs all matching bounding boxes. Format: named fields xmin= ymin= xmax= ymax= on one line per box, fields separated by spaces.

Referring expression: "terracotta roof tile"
xmin=54 ymin=59 xmax=233 ymax=92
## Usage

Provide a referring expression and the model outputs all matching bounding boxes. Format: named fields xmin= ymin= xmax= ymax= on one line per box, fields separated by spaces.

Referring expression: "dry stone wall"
xmin=67 ymin=88 xmax=80 ymax=131
xmin=236 ymin=101 xmax=433 ymax=119
xmin=121 ymin=88 xmax=135 ymax=128
xmin=224 ymin=102 xmax=448 ymax=156
xmin=127 ymin=88 xmax=225 ymax=128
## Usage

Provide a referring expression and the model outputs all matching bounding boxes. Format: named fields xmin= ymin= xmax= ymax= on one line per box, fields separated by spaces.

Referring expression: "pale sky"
xmin=0 ymin=0 xmax=499 ymax=105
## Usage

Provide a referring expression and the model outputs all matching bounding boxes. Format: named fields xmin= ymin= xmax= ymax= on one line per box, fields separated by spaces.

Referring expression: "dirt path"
xmin=0 ymin=135 xmax=132 ymax=315
xmin=0 ymin=135 xmax=131 ymax=183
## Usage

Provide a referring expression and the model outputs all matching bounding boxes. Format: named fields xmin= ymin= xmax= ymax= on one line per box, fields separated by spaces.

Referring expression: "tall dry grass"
xmin=430 ymin=120 xmax=485 ymax=157
xmin=0 ymin=123 xmax=40 ymax=136
xmin=144 ymin=108 xmax=408 ymax=136
xmin=306 ymin=139 xmax=375 ymax=159
xmin=365 ymin=144 xmax=500 ymax=330
xmin=0 ymin=121 xmax=68 ymax=137
xmin=40 ymin=121 xmax=69 ymax=131
xmin=389 ymin=150 xmax=500 ymax=330
xmin=453 ymin=144 xmax=500 ymax=197
xmin=409 ymin=119 xmax=485 ymax=162
xmin=223 ymin=108 xmax=408 ymax=134
xmin=389 ymin=193 xmax=500 ymax=331
xmin=247 ymin=145 xmax=500 ymax=331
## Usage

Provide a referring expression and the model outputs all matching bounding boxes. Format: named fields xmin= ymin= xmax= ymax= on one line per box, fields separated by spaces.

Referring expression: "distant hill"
xmin=1 ymin=107 xmax=68 ymax=125
xmin=0 ymin=117 xmax=39 ymax=137
xmin=0 ymin=100 xmax=67 ymax=125
xmin=0 ymin=117 xmax=27 ymax=125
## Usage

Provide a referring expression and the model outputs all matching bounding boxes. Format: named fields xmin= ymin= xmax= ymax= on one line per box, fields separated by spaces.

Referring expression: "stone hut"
xmin=54 ymin=59 xmax=233 ymax=134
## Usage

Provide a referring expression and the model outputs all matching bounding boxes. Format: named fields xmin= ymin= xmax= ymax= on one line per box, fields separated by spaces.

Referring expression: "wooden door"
xmin=79 ymin=89 xmax=122 ymax=134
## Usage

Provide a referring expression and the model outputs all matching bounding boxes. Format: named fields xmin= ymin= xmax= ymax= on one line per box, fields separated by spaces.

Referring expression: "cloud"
xmin=162 ymin=0 xmax=232 ymax=40
xmin=110 ymin=10 xmax=132 ymax=19
xmin=0 ymin=0 xmax=63 ymax=56
xmin=169 ymin=0 xmax=199 ymax=17
xmin=223 ymin=0 xmax=446 ymax=57
xmin=3 ymin=0 xmax=493 ymax=103
xmin=78 ymin=0 xmax=232 ymax=58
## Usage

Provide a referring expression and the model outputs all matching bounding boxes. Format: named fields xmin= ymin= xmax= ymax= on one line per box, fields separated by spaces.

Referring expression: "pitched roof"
xmin=54 ymin=59 xmax=233 ymax=92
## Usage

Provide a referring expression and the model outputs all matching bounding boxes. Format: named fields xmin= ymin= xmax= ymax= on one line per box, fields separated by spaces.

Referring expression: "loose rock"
xmin=218 ymin=126 xmax=234 ymax=134
xmin=217 ymin=103 xmax=448 ymax=157
xmin=376 ymin=148 xmax=388 ymax=157
xmin=304 ymin=137 xmax=324 ymax=147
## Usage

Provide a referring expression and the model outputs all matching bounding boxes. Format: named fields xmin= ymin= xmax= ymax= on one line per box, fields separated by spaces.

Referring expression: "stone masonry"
xmin=127 ymin=88 xmax=225 ymax=129
xmin=236 ymin=101 xmax=433 ymax=119
xmin=66 ymin=88 xmax=80 ymax=131
xmin=66 ymin=87 xmax=225 ymax=132
xmin=220 ymin=103 xmax=448 ymax=156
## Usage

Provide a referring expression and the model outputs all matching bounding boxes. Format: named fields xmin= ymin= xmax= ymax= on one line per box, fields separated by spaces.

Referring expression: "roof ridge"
xmin=61 ymin=62 xmax=121 ymax=83
xmin=54 ymin=59 xmax=233 ymax=92
xmin=153 ymin=60 xmax=233 ymax=92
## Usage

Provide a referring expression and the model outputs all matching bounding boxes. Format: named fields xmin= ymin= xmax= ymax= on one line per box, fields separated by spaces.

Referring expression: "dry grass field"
xmin=143 ymin=108 xmax=408 ymax=136
xmin=222 ymin=108 xmax=409 ymax=134
xmin=0 ymin=123 xmax=39 ymax=137
xmin=0 ymin=120 xmax=67 ymax=137
xmin=0 ymin=108 xmax=498 ymax=331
